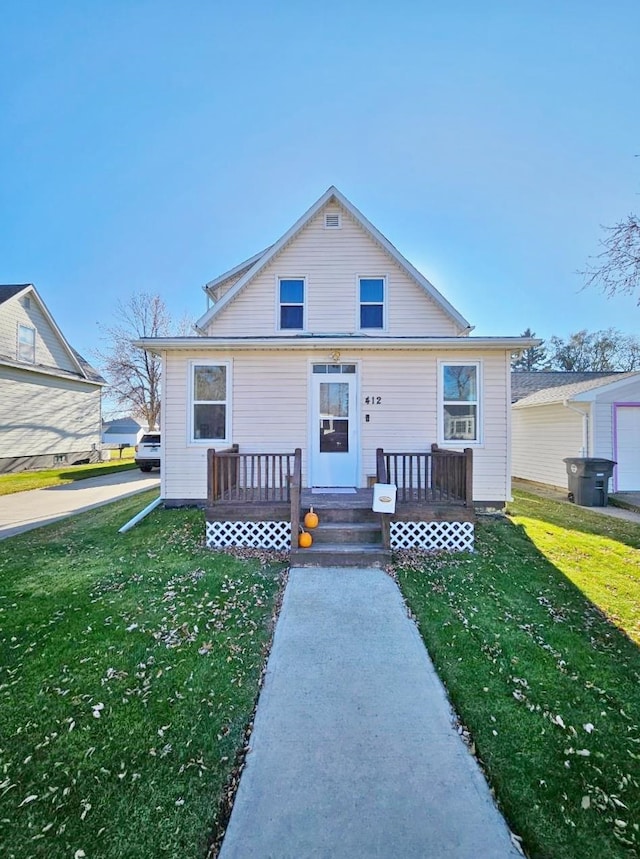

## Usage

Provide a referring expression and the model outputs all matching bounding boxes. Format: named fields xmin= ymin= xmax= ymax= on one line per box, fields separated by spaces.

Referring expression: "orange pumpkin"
xmin=298 ymin=530 xmax=313 ymax=548
xmin=304 ymin=507 xmax=319 ymax=529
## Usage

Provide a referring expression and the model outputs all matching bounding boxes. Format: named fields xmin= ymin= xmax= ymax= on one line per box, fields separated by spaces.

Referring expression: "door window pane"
xmin=319 ymin=382 xmax=349 ymax=453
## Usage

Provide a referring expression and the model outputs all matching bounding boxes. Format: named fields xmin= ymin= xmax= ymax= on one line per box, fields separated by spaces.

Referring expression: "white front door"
xmin=615 ymin=405 xmax=640 ymax=491
xmin=310 ymin=364 xmax=359 ymax=487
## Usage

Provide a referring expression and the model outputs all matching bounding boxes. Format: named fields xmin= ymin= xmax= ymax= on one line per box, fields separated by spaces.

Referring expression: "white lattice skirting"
xmin=206 ymin=520 xmax=290 ymax=551
xmin=390 ymin=521 xmax=474 ymax=552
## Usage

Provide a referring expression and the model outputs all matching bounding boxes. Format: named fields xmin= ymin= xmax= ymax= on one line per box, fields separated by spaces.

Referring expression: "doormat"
xmin=311 ymin=487 xmax=357 ymax=494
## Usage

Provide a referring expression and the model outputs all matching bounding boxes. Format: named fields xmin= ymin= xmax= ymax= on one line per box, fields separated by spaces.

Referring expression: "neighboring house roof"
xmin=102 ymin=417 xmax=143 ymax=433
xmin=0 ymin=284 xmax=31 ymax=305
xmin=0 ymin=283 xmax=106 ymax=386
xmin=195 ymin=186 xmax=473 ymax=334
xmin=512 ymin=371 xmax=640 ymax=408
xmin=511 ymin=371 xmax=625 ymax=403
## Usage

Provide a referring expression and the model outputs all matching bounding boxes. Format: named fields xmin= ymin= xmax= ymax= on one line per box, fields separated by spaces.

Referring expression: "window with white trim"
xmin=441 ymin=363 xmax=480 ymax=443
xmin=359 ymin=277 xmax=385 ymax=329
xmin=279 ymin=278 xmax=304 ymax=330
xmin=190 ymin=362 xmax=230 ymax=442
xmin=17 ymin=324 xmax=35 ymax=363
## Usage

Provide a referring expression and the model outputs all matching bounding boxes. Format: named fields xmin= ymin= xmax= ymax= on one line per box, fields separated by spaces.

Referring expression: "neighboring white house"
xmin=136 ymin=186 xmax=534 ymax=507
xmin=102 ymin=417 xmax=145 ymax=448
xmin=512 ymin=371 xmax=640 ymax=492
xmin=0 ymin=284 xmax=106 ymax=473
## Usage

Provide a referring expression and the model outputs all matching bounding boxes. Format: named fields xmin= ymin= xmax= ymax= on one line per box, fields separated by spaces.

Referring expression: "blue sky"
xmin=2 ymin=1 xmax=639 ymax=366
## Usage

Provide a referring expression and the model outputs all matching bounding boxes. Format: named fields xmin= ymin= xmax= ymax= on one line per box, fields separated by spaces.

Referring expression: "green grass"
xmin=395 ymin=491 xmax=640 ymax=859
xmin=0 ymin=460 xmax=138 ymax=496
xmin=0 ymin=493 xmax=285 ymax=858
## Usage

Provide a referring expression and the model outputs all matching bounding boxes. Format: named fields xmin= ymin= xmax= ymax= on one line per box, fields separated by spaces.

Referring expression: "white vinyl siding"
xmin=0 ymin=293 xmax=78 ymax=373
xmin=202 ymin=203 xmax=463 ymax=338
xmin=162 ymin=348 xmax=510 ymax=503
xmin=0 ymin=367 xmax=101 ymax=459
xmin=511 ymin=403 xmax=585 ymax=489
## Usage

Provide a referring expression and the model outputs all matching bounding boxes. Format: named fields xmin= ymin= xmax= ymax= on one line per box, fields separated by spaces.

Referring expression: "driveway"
xmin=0 ymin=469 xmax=160 ymax=540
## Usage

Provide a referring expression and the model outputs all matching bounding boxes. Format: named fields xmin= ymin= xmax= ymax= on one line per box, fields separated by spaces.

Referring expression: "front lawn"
xmin=0 ymin=460 xmax=138 ymax=496
xmin=0 ymin=493 xmax=285 ymax=858
xmin=395 ymin=491 xmax=640 ymax=859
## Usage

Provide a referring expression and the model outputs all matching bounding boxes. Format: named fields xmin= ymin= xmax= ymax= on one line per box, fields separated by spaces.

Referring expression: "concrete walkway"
xmin=219 ymin=568 xmax=520 ymax=859
xmin=513 ymin=479 xmax=640 ymax=524
xmin=0 ymin=469 xmax=160 ymax=539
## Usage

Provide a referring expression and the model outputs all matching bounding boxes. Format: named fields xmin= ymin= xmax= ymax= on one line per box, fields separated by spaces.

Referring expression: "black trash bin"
xmin=563 ymin=458 xmax=616 ymax=507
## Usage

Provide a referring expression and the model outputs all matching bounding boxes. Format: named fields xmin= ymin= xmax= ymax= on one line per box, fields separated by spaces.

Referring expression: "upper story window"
xmin=441 ymin=362 xmax=481 ymax=444
xmin=190 ymin=361 xmax=230 ymax=443
xmin=279 ymin=278 xmax=304 ymax=330
xmin=359 ymin=277 xmax=385 ymax=329
xmin=17 ymin=324 xmax=35 ymax=363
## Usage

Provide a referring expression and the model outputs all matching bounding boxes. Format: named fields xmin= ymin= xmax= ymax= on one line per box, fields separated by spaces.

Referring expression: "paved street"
xmin=0 ymin=469 xmax=160 ymax=539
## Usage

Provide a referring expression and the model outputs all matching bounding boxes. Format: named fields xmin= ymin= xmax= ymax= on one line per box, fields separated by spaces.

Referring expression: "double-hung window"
xmin=279 ymin=278 xmax=304 ymax=330
xmin=359 ymin=277 xmax=385 ymax=329
xmin=190 ymin=362 xmax=230 ymax=443
xmin=17 ymin=324 xmax=35 ymax=363
xmin=441 ymin=363 xmax=480 ymax=443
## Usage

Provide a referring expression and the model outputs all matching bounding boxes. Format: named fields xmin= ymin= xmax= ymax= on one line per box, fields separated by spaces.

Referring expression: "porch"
xmin=205 ymin=444 xmax=475 ymax=563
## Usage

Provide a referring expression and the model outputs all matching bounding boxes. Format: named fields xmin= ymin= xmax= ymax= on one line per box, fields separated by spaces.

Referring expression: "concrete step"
xmin=290 ymin=543 xmax=392 ymax=568
xmin=309 ymin=522 xmax=383 ymax=545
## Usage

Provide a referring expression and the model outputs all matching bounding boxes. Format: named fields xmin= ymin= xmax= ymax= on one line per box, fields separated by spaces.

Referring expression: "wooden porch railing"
xmin=376 ymin=444 xmax=473 ymax=506
xmin=207 ymin=446 xmax=303 ymax=549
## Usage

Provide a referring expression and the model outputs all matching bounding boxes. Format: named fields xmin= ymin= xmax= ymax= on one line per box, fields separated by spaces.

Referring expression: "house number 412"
xmin=364 ymin=396 xmax=382 ymax=405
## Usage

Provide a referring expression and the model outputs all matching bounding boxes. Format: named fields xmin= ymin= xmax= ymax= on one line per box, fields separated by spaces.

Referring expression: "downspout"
xmin=563 ymin=401 xmax=590 ymax=456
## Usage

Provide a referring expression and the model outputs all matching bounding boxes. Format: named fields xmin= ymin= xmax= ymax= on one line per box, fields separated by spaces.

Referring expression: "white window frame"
xmin=188 ymin=360 xmax=232 ymax=445
xmin=438 ymin=360 xmax=482 ymax=446
xmin=277 ymin=276 xmax=306 ymax=332
xmin=357 ymin=276 xmax=386 ymax=332
xmin=17 ymin=324 xmax=36 ymax=363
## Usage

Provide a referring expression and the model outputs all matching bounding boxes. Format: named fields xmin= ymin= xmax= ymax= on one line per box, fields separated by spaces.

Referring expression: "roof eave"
xmin=135 ymin=335 xmax=538 ymax=356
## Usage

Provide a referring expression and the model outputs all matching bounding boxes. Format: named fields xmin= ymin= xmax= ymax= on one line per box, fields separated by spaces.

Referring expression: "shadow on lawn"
xmin=507 ymin=490 xmax=640 ymax=551
xmin=496 ymin=513 xmax=640 ymax=653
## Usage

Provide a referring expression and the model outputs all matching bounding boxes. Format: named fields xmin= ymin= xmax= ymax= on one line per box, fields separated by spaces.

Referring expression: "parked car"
xmin=135 ymin=432 xmax=161 ymax=472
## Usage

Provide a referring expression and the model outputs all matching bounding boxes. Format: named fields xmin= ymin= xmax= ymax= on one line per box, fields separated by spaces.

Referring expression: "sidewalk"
xmin=0 ymin=469 xmax=160 ymax=539
xmin=219 ymin=567 xmax=520 ymax=859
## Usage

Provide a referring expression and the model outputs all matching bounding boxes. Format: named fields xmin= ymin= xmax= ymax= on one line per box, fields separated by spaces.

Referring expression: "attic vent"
xmin=325 ymin=213 xmax=341 ymax=229
xmin=22 ymin=297 xmax=31 ymax=309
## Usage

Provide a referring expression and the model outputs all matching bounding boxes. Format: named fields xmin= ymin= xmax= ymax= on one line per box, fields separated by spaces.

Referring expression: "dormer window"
xmin=359 ymin=277 xmax=385 ymax=329
xmin=17 ymin=324 xmax=35 ymax=363
xmin=279 ymin=278 xmax=305 ymax=330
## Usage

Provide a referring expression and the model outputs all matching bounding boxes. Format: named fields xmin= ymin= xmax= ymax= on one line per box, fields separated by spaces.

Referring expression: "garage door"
xmin=615 ymin=405 xmax=640 ymax=491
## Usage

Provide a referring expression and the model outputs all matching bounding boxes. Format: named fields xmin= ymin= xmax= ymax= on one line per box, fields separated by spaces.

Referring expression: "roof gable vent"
xmin=324 ymin=212 xmax=341 ymax=229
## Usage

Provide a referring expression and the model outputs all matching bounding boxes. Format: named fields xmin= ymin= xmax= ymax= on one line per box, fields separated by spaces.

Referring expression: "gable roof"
xmin=195 ymin=186 xmax=472 ymax=333
xmin=511 ymin=371 xmax=626 ymax=403
xmin=0 ymin=283 xmax=106 ymax=385
xmin=512 ymin=371 xmax=640 ymax=408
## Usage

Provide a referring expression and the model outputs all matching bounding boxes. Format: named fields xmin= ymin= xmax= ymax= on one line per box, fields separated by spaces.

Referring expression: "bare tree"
xmin=97 ymin=293 xmax=189 ymax=430
xmin=582 ymin=214 xmax=640 ymax=303
xmin=547 ymin=328 xmax=640 ymax=372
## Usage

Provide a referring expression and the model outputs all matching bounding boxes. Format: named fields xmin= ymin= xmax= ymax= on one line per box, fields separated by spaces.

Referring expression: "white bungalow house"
xmin=512 ymin=371 xmax=640 ymax=493
xmin=137 ymin=187 xmax=534 ymax=560
xmin=0 ymin=284 xmax=106 ymax=473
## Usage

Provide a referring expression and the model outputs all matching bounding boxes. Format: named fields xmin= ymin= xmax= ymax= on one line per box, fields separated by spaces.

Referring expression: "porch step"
xmin=290 ymin=543 xmax=392 ymax=569
xmin=309 ymin=522 xmax=383 ymax=545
